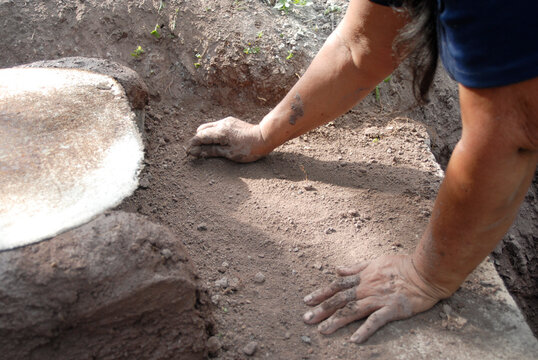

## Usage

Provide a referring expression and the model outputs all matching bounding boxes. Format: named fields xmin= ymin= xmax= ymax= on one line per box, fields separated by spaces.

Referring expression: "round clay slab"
xmin=0 ymin=68 xmax=144 ymax=250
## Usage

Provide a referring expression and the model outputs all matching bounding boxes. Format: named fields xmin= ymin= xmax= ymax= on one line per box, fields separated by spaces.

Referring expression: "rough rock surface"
xmin=0 ymin=67 xmax=144 ymax=250
xmin=20 ymin=57 xmax=149 ymax=134
xmin=0 ymin=211 xmax=213 ymax=360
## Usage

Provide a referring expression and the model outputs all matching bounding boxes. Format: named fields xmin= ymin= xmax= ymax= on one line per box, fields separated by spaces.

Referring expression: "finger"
xmin=196 ymin=127 xmax=230 ymax=145
xmin=336 ymin=261 xmax=369 ymax=276
xmin=303 ymin=274 xmax=360 ymax=306
xmin=198 ymin=145 xmax=232 ymax=159
xmin=350 ymin=306 xmax=395 ymax=344
xmin=317 ymin=298 xmax=380 ymax=335
xmin=303 ymin=288 xmax=356 ymax=324
xmin=186 ymin=144 xmax=202 ymax=157
xmin=197 ymin=122 xmax=218 ymax=132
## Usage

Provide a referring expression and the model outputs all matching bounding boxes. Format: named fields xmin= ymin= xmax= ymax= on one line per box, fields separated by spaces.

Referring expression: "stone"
xmin=242 ymin=341 xmax=258 ymax=356
xmin=197 ymin=223 xmax=208 ymax=231
xmin=303 ymin=183 xmax=316 ymax=191
xmin=215 ymin=277 xmax=229 ymax=288
xmin=0 ymin=211 xmax=213 ymax=359
xmin=19 ymin=57 xmax=149 ymax=134
xmin=229 ymin=277 xmax=241 ymax=290
xmin=19 ymin=57 xmax=148 ymax=109
xmin=254 ymin=272 xmax=266 ymax=284
xmin=211 ymin=294 xmax=221 ymax=305
xmin=0 ymin=67 xmax=144 ymax=251
xmin=207 ymin=336 xmax=221 ymax=356
xmin=301 ymin=335 xmax=311 ymax=344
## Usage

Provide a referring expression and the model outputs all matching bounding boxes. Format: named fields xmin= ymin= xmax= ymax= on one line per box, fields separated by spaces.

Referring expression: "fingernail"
xmin=303 ymin=295 xmax=312 ymax=303
xmin=350 ymin=335 xmax=362 ymax=344
xmin=303 ymin=311 xmax=314 ymax=321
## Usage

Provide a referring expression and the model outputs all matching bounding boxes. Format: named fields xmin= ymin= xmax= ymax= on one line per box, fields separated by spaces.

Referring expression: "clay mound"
xmin=0 ymin=68 xmax=144 ymax=250
xmin=0 ymin=211 xmax=212 ymax=359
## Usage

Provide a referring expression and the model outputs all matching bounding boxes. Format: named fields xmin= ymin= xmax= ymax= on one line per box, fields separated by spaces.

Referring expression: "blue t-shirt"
xmin=370 ymin=0 xmax=538 ymax=88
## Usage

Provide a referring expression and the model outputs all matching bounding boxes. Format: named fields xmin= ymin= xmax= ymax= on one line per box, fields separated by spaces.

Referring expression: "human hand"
xmin=303 ymin=255 xmax=449 ymax=344
xmin=186 ymin=117 xmax=270 ymax=163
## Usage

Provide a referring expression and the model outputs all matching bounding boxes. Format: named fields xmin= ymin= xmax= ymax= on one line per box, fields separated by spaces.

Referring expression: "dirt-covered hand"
xmin=303 ymin=255 xmax=449 ymax=344
xmin=186 ymin=117 xmax=269 ymax=163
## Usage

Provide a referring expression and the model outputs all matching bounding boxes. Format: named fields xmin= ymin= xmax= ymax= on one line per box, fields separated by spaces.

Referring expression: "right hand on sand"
xmin=186 ymin=117 xmax=270 ymax=163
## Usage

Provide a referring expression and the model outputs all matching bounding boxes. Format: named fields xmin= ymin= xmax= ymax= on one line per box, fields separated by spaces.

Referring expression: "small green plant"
xmin=193 ymin=53 xmax=203 ymax=68
xmin=234 ymin=0 xmax=246 ymax=11
xmin=257 ymin=31 xmax=263 ymax=39
xmin=286 ymin=50 xmax=294 ymax=60
xmin=274 ymin=0 xmax=310 ymax=14
xmin=171 ymin=8 xmax=179 ymax=31
xmin=131 ymin=45 xmax=144 ymax=58
xmin=375 ymin=86 xmax=381 ymax=102
xmin=158 ymin=0 xmax=165 ymax=12
xmin=150 ymin=24 xmax=161 ymax=39
xmin=324 ymin=4 xmax=341 ymax=15
xmin=375 ymin=75 xmax=392 ymax=104
xmin=244 ymin=46 xmax=260 ymax=55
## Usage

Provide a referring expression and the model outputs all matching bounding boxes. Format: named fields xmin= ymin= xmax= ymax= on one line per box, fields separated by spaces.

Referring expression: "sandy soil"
xmin=1 ymin=0 xmax=536 ymax=358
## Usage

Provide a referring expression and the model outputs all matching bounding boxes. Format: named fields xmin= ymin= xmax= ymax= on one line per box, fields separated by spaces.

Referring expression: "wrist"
xmin=257 ymin=114 xmax=284 ymax=155
xmin=410 ymin=252 xmax=458 ymax=299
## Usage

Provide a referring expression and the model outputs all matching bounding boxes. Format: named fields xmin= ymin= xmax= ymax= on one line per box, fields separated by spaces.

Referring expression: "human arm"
xmin=302 ymin=77 xmax=538 ymax=343
xmin=186 ymin=0 xmax=407 ymax=162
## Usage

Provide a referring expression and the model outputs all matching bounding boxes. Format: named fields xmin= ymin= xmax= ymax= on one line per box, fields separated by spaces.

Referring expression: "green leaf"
xmin=286 ymin=50 xmax=294 ymax=60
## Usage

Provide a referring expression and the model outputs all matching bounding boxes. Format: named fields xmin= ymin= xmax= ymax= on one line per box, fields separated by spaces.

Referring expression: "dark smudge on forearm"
xmin=289 ymin=93 xmax=304 ymax=125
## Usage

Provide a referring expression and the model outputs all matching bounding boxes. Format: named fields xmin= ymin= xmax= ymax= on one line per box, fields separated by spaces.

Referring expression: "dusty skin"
xmin=186 ymin=117 xmax=268 ymax=163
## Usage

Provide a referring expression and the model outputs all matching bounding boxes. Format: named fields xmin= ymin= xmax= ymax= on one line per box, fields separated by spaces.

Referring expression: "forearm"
xmin=258 ymin=0 xmax=407 ymax=153
xmin=412 ymin=82 xmax=538 ymax=296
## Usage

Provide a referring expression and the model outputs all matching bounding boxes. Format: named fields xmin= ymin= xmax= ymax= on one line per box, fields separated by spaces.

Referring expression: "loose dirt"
xmin=1 ymin=0 xmax=536 ymax=358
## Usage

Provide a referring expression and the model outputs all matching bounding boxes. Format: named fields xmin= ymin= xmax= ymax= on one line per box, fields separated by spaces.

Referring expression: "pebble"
xmin=254 ymin=272 xmax=266 ymax=284
xmin=284 ymin=331 xmax=292 ymax=340
xmin=160 ymin=248 xmax=172 ymax=259
xmin=207 ymin=336 xmax=221 ymax=356
xmin=313 ymin=263 xmax=323 ymax=270
xmin=211 ymin=294 xmax=221 ymax=305
xmin=139 ymin=177 xmax=150 ymax=189
xmin=243 ymin=341 xmax=258 ymax=356
xmin=229 ymin=277 xmax=240 ymax=290
xmin=215 ymin=277 xmax=228 ymax=288
xmin=304 ymin=183 xmax=316 ymax=191
xmin=325 ymin=227 xmax=336 ymax=234
xmin=197 ymin=223 xmax=208 ymax=231
xmin=301 ymin=335 xmax=311 ymax=344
